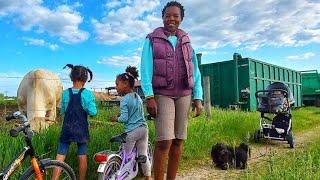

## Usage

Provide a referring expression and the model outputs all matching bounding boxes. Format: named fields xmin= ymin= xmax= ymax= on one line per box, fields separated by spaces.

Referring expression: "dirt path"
xmin=176 ymin=126 xmax=320 ymax=180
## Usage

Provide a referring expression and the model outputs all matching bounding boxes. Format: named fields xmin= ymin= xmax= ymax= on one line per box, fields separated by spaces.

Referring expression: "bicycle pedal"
xmin=136 ymin=155 xmax=147 ymax=163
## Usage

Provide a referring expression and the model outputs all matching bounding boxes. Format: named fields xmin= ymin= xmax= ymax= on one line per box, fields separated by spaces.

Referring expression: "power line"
xmin=0 ymin=76 xmax=114 ymax=83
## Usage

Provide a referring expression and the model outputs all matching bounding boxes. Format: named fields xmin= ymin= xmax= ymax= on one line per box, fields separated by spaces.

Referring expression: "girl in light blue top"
xmin=111 ymin=66 xmax=151 ymax=179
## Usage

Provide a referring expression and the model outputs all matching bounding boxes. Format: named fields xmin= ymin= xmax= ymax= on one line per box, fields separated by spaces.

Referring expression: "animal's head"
xmin=211 ymin=143 xmax=232 ymax=170
xmin=239 ymin=143 xmax=249 ymax=153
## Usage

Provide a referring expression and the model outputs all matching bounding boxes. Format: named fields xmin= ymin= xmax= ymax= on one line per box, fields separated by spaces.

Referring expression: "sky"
xmin=0 ymin=0 xmax=319 ymax=96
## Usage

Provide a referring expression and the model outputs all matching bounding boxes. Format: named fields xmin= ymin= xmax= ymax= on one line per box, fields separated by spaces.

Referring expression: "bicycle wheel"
xmin=98 ymin=156 xmax=122 ymax=180
xmin=147 ymin=143 xmax=153 ymax=167
xmin=20 ymin=160 xmax=76 ymax=180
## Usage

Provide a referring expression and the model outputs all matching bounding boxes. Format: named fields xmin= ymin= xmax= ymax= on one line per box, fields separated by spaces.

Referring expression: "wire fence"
xmin=0 ymin=76 xmax=115 ymax=96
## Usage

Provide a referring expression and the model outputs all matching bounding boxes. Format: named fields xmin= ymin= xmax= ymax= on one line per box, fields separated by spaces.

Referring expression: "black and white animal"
xmin=211 ymin=142 xmax=250 ymax=170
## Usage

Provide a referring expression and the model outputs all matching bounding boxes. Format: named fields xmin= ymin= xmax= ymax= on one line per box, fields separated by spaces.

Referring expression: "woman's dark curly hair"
xmin=63 ymin=64 xmax=93 ymax=82
xmin=162 ymin=1 xmax=185 ymax=21
xmin=117 ymin=66 xmax=139 ymax=88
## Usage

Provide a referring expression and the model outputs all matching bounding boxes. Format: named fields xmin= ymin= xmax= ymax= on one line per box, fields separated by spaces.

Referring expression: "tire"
xmin=254 ymin=130 xmax=261 ymax=143
xmin=286 ymin=131 xmax=295 ymax=148
xmin=147 ymin=143 xmax=153 ymax=168
xmin=20 ymin=160 xmax=76 ymax=180
xmin=98 ymin=156 xmax=122 ymax=180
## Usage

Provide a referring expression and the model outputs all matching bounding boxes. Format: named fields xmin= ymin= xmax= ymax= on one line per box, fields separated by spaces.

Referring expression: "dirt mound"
xmin=93 ymin=92 xmax=112 ymax=101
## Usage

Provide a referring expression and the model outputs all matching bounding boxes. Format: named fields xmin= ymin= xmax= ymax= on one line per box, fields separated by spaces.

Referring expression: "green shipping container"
xmin=301 ymin=70 xmax=320 ymax=106
xmin=200 ymin=53 xmax=302 ymax=111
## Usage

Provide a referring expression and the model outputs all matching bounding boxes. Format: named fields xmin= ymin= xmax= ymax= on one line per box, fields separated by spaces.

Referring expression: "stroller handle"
xmin=255 ymin=89 xmax=289 ymax=98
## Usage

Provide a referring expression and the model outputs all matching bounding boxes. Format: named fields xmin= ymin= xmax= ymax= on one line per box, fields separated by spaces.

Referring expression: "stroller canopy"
xmin=267 ymin=82 xmax=295 ymax=105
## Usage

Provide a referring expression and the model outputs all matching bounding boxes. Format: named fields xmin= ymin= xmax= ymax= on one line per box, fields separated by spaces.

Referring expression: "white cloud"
xmin=0 ymin=71 xmax=25 ymax=96
xmin=92 ymin=0 xmax=320 ymax=50
xmin=97 ymin=46 xmax=143 ymax=72
xmin=182 ymin=0 xmax=320 ymax=50
xmin=92 ymin=0 xmax=161 ymax=45
xmin=97 ymin=46 xmax=142 ymax=67
xmin=2 ymin=0 xmax=320 ymax=50
xmin=24 ymin=38 xmax=45 ymax=46
xmin=97 ymin=55 xmax=140 ymax=67
xmin=23 ymin=37 xmax=59 ymax=51
xmin=105 ymin=0 xmax=122 ymax=8
xmin=0 ymin=0 xmax=88 ymax=44
xmin=48 ymin=44 xmax=59 ymax=51
xmin=287 ymin=52 xmax=316 ymax=60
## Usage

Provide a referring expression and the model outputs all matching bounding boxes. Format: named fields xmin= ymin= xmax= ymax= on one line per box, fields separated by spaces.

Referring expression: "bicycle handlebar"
xmin=5 ymin=111 xmax=31 ymax=138
xmin=10 ymin=126 xmax=26 ymax=137
xmin=5 ymin=111 xmax=28 ymax=123
xmin=6 ymin=115 xmax=15 ymax=121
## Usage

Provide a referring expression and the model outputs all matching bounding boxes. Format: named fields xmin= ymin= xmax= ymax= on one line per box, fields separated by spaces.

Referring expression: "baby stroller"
xmin=253 ymin=82 xmax=295 ymax=148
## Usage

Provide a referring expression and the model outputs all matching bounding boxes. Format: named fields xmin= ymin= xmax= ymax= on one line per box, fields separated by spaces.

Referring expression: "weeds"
xmin=0 ymin=107 xmax=319 ymax=179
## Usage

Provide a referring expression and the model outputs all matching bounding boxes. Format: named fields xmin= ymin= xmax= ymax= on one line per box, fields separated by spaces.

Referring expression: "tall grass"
xmin=245 ymin=136 xmax=320 ymax=180
xmin=290 ymin=107 xmax=320 ymax=132
xmin=0 ymin=107 xmax=319 ymax=179
xmin=183 ymin=109 xmax=258 ymax=163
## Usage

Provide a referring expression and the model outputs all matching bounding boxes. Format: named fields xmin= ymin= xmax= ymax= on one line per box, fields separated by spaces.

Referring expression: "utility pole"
xmin=203 ymin=76 xmax=212 ymax=120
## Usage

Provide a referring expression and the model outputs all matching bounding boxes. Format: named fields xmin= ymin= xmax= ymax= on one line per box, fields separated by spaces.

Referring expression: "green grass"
xmin=244 ymin=136 xmax=320 ymax=180
xmin=0 ymin=107 xmax=319 ymax=179
xmin=290 ymin=107 xmax=320 ymax=132
xmin=181 ymin=107 xmax=320 ymax=168
xmin=0 ymin=99 xmax=17 ymax=110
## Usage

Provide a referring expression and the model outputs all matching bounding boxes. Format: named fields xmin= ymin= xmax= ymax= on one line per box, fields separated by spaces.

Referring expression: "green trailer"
xmin=200 ymin=53 xmax=302 ymax=111
xmin=301 ymin=70 xmax=320 ymax=106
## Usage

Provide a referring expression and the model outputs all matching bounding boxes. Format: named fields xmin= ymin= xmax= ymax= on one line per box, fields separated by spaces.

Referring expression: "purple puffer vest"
xmin=147 ymin=27 xmax=194 ymax=97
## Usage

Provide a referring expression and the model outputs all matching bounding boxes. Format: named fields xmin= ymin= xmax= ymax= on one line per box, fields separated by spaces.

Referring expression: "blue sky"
xmin=0 ymin=0 xmax=319 ymax=96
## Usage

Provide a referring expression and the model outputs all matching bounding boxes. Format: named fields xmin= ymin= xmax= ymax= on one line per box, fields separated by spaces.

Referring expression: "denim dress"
xmin=60 ymin=88 xmax=89 ymax=143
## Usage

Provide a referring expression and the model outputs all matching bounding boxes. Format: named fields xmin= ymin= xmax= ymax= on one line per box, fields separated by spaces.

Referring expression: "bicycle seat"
xmin=110 ymin=133 xmax=127 ymax=143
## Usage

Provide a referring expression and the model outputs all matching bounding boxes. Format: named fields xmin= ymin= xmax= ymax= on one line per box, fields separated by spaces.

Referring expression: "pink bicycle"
xmin=94 ymin=133 xmax=153 ymax=180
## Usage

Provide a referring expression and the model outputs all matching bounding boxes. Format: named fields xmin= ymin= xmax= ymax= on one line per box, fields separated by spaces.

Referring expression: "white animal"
xmin=17 ymin=69 xmax=63 ymax=131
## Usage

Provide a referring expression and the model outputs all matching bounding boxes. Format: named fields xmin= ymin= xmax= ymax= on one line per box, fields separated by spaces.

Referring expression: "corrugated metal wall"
xmin=301 ymin=70 xmax=320 ymax=106
xmin=200 ymin=53 xmax=302 ymax=111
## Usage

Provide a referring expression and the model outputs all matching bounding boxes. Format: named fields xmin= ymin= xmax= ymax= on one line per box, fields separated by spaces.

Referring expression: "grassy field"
xmin=244 ymin=135 xmax=320 ymax=180
xmin=0 ymin=99 xmax=17 ymax=116
xmin=0 ymin=106 xmax=319 ymax=179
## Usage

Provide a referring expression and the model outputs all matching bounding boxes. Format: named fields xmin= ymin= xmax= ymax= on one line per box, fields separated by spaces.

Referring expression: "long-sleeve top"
xmin=61 ymin=88 xmax=97 ymax=116
xmin=140 ymin=36 xmax=203 ymax=100
xmin=118 ymin=92 xmax=147 ymax=133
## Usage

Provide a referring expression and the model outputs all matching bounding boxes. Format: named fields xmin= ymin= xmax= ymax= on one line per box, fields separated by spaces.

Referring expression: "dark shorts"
xmin=57 ymin=142 xmax=87 ymax=155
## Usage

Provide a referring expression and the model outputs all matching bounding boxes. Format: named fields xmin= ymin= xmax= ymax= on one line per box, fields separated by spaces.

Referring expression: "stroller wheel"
xmin=254 ymin=130 xmax=261 ymax=143
xmin=286 ymin=131 xmax=295 ymax=148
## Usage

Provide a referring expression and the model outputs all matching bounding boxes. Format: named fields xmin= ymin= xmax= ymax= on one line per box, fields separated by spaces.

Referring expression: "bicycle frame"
xmin=0 ymin=147 xmax=30 ymax=180
xmin=0 ymin=112 xmax=43 ymax=180
xmin=96 ymin=131 xmax=152 ymax=180
xmin=96 ymin=145 xmax=139 ymax=180
xmin=0 ymin=142 xmax=43 ymax=180
xmin=116 ymin=146 xmax=139 ymax=180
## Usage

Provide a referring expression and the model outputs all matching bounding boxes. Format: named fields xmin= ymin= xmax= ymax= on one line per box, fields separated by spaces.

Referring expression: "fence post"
xmin=203 ymin=76 xmax=212 ymax=120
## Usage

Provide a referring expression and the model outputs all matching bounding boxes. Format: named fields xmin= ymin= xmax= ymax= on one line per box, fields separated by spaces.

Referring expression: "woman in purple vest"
xmin=140 ymin=1 xmax=203 ymax=179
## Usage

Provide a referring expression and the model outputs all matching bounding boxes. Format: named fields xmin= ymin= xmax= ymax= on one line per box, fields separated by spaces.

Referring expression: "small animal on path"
xmin=211 ymin=143 xmax=234 ymax=170
xmin=235 ymin=143 xmax=250 ymax=169
xmin=211 ymin=142 xmax=250 ymax=170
